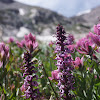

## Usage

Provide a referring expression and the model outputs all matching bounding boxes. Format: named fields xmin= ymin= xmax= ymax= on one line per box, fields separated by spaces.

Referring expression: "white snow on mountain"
xmin=77 ymin=9 xmax=91 ymax=16
xmin=19 ymin=8 xmax=25 ymax=15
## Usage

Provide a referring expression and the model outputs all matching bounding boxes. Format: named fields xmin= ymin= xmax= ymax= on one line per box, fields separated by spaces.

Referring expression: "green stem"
xmin=3 ymin=63 xmax=7 ymax=100
xmin=41 ymin=64 xmax=59 ymax=100
xmin=0 ymin=83 xmax=7 ymax=100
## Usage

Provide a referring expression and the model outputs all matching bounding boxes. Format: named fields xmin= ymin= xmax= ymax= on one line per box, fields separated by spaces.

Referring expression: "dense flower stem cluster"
xmin=55 ymin=25 xmax=75 ymax=100
xmin=21 ymin=33 xmax=40 ymax=99
xmin=0 ymin=42 xmax=9 ymax=100
xmin=23 ymin=51 xmax=39 ymax=99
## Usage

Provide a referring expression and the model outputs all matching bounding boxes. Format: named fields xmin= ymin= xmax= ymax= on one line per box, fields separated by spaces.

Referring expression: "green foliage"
xmin=0 ymin=36 xmax=100 ymax=100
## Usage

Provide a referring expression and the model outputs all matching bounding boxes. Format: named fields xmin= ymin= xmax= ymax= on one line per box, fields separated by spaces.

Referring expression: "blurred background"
xmin=0 ymin=0 xmax=100 ymax=42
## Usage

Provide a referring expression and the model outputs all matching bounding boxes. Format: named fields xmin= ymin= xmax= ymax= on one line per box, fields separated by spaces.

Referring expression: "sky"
xmin=15 ymin=0 xmax=100 ymax=17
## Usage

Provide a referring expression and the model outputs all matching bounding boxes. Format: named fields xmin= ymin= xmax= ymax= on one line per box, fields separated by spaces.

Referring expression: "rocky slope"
xmin=0 ymin=0 xmax=72 ymax=39
xmin=71 ymin=6 xmax=100 ymax=26
xmin=70 ymin=6 xmax=100 ymax=34
xmin=0 ymin=0 xmax=100 ymax=41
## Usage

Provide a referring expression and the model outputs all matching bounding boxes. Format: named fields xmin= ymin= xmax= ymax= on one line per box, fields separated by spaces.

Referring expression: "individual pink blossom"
xmin=49 ymin=70 xmax=59 ymax=80
xmin=0 ymin=42 xmax=9 ymax=67
xmin=20 ymin=84 xmax=26 ymax=92
xmin=16 ymin=40 xmax=25 ymax=48
xmin=16 ymin=41 xmax=23 ymax=48
xmin=67 ymin=44 xmax=75 ymax=53
xmin=25 ymin=41 xmax=33 ymax=50
xmin=94 ymin=75 xmax=97 ymax=79
xmin=73 ymin=56 xmax=84 ymax=69
xmin=89 ymin=32 xmax=100 ymax=46
xmin=76 ymin=37 xmax=94 ymax=55
xmin=0 ymin=43 xmax=9 ymax=60
xmin=7 ymin=37 xmax=14 ymax=43
xmin=94 ymin=24 xmax=100 ymax=35
xmin=49 ymin=41 xmax=54 ymax=46
xmin=24 ymin=33 xmax=38 ymax=52
xmin=24 ymin=33 xmax=36 ymax=43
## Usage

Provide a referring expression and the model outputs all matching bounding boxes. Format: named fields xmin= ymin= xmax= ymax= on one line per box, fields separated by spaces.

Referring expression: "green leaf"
xmin=6 ymin=62 xmax=11 ymax=72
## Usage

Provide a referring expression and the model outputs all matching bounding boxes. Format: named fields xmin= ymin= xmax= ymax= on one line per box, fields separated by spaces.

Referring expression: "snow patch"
xmin=16 ymin=27 xmax=30 ymax=38
xmin=77 ymin=9 xmax=91 ymax=16
xmin=36 ymin=35 xmax=56 ymax=42
xmin=19 ymin=8 xmax=25 ymax=16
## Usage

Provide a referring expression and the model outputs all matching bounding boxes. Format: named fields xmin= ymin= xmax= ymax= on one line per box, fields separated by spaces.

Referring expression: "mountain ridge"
xmin=0 ymin=0 xmax=100 ymax=41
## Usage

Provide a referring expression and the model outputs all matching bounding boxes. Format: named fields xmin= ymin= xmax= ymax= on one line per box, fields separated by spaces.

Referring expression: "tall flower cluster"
xmin=55 ymin=25 xmax=75 ymax=100
xmin=21 ymin=33 xmax=40 ymax=99
xmin=0 ymin=42 xmax=9 ymax=67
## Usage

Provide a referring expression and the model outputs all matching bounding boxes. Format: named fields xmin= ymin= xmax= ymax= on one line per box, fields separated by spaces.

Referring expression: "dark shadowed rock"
xmin=0 ymin=0 xmax=13 ymax=3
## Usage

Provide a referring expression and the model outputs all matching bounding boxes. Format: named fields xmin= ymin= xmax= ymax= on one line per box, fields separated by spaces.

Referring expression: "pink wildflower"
xmin=24 ymin=33 xmax=38 ymax=52
xmin=49 ymin=41 xmax=54 ymax=46
xmin=89 ymin=32 xmax=100 ymax=46
xmin=76 ymin=37 xmax=93 ymax=55
xmin=67 ymin=44 xmax=75 ymax=53
xmin=0 ymin=42 xmax=9 ymax=67
xmin=24 ymin=33 xmax=36 ymax=43
xmin=49 ymin=70 xmax=59 ymax=80
xmin=7 ymin=37 xmax=14 ymax=43
xmin=94 ymin=23 xmax=100 ymax=35
xmin=20 ymin=84 xmax=26 ymax=92
xmin=73 ymin=56 xmax=84 ymax=69
xmin=94 ymin=75 xmax=97 ymax=79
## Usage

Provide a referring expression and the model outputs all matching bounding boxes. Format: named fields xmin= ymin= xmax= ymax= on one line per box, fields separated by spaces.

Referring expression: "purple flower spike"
xmin=21 ymin=33 xmax=40 ymax=99
xmin=22 ymin=51 xmax=40 ymax=99
xmin=55 ymin=25 xmax=75 ymax=99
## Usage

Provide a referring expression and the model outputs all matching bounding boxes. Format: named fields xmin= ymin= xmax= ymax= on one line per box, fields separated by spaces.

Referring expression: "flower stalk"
xmin=21 ymin=33 xmax=40 ymax=100
xmin=55 ymin=25 xmax=75 ymax=100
